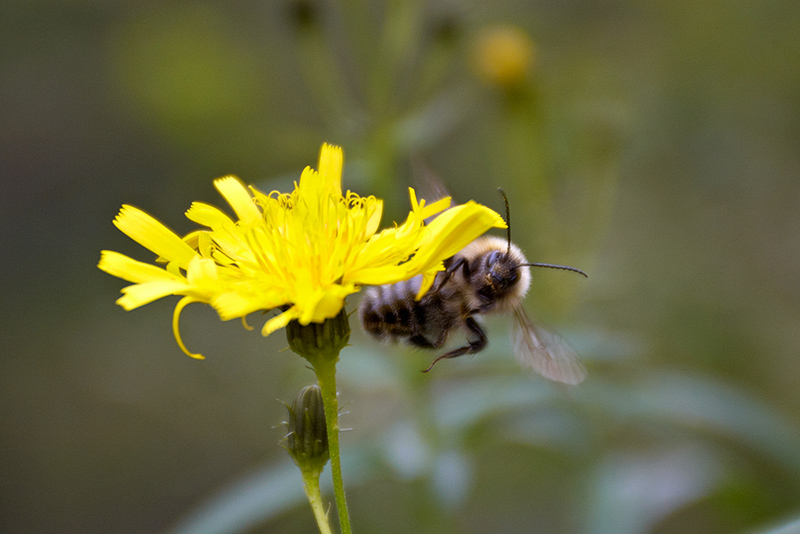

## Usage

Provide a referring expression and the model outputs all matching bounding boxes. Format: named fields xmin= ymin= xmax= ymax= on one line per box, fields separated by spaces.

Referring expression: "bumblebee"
xmin=358 ymin=191 xmax=587 ymax=384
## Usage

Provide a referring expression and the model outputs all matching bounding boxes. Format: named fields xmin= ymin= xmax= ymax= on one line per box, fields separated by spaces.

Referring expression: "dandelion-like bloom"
xmin=98 ymin=143 xmax=506 ymax=359
xmin=472 ymin=25 xmax=536 ymax=88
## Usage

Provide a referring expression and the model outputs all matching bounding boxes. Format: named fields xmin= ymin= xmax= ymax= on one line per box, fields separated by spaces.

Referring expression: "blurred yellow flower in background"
xmin=472 ymin=24 xmax=536 ymax=88
xmin=99 ymin=143 xmax=506 ymax=359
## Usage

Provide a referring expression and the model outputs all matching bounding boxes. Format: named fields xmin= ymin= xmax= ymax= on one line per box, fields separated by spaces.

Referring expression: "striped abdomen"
xmin=358 ymin=275 xmax=459 ymax=349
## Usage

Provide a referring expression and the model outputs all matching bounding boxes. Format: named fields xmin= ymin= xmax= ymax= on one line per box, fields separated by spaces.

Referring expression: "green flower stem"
xmin=286 ymin=310 xmax=351 ymax=533
xmin=313 ymin=355 xmax=351 ymax=534
xmin=301 ymin=467 xmax=334 ymax=534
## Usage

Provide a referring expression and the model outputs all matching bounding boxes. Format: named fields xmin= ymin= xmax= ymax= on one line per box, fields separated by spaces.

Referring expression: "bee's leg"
xmin=422 ymin=317 xmax=487 ymax=373
xmin=435 ymin=258 xmax=470 ymax=291
xmin=409 ymin=323 xmax=449 ymax=349
xmin=409 ymin=334 xmax=437 ymax=349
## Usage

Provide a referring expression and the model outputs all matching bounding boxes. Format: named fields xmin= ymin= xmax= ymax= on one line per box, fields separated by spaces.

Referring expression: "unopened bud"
xmin=282 ymin=385 xmax=329 ymax=473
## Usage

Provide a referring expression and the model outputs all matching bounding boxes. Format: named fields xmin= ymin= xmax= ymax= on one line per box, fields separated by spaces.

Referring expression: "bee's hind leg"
xmin=422 ymin=318 xmax=487 ymax=373
xmin=409 ymin=335 xmax=437 ymax=349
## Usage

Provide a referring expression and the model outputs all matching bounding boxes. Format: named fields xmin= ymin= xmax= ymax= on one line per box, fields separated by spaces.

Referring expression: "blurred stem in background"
xmin=470 ymin=23 xmax=618 ymax=314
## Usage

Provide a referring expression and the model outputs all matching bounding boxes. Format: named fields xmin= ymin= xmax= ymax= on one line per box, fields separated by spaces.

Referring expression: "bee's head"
xmin=485 ymin=249 xmax=522 ymax=291
xmin=474 ymin=190 xmax=531 ymax=307
xmin=469 ymin=237 xmax=531 ymax=312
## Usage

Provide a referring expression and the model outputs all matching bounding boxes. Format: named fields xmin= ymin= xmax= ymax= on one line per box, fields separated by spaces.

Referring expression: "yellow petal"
xmin=297 ymin=284 xmax=354 ymax=325
xmin=212 ymin=291 xmax=284 ymax=320
xmin=411 ymin=202 xmax=506 ymax=271
xmin=347 ymin=265 xmax=409 ymax=286
xmin=99 ymin=250 xmax=182 ymax=284
xmin=113 ymin=205 xmax=197 ymax=269
xmin=185 ymin=201 xmax=236 ymax=229
xmin=317 ymin=143 xmax=343 ymax=192
xmin=262 ymin=307 xmax=300 ymax=336
xmin=421 ymin=197 xmax=451 ymax=219
xmin=185 ymin=256 xmax=219 ymax=285
xmin=364 ymin=198 xmax=384 ymax=237
xmin=415 ymin=268 xmax=441 ymax=299
xmin=214 ymin=176 xmax=262 ymax=226
xmin=116 ymin=279 xmax=191 ymax=310
xmin=408 ymin=187 xmax=451 ymax=219
xmin=310 ymin=289 xmax=352 ymax=322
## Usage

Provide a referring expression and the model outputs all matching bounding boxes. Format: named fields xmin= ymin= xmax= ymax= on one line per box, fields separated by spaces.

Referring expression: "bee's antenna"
xmin=498 ymin=187 xmax=512 ymax=257
xmin=496 ymin=187 xmax=587 ymax=279
xmin=521 ymin=262 xmax=589 ymax=278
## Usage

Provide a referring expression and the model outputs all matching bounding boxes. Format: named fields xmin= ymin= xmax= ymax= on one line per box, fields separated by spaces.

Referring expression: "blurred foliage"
xmin=2 ymin=0 xmax=799 ymax=533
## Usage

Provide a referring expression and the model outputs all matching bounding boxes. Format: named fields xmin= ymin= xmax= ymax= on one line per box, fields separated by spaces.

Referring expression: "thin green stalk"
xmin=314 ymin=356 xmax=351 ymax=534
xmin=301 ymin=468 xmax=334 ymax=534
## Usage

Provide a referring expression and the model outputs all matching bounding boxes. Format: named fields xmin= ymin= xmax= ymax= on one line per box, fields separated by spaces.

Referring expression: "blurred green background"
xmin=2 ymin=1 xmax=800 ymax=533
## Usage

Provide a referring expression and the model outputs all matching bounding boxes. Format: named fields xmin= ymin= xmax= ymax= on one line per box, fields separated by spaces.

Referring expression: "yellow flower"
xmin=98 ymin=143 xmax=506 ymax=359
xmin=471 ymin=25 xmax=536 ymax=88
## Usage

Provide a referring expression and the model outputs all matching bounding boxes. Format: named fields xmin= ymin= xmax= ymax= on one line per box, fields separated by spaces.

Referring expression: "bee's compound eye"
xmin=486 ymin=250 xmax=502 ymax=267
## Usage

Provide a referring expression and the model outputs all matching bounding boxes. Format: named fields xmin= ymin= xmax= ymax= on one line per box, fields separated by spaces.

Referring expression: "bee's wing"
xmin=511 ymin=305 xmax=587 ymax=385
xmin=410 ymin=156 xmax=451 ymax=202
xmin=410 ymin=156 xmax=454 ymax=223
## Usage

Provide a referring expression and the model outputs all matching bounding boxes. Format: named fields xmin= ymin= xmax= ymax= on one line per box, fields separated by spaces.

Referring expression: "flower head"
xmin=99 ymin=143 xmax=506 ymax=358
xmin=472 ymin=25 xmax=536 ymax=88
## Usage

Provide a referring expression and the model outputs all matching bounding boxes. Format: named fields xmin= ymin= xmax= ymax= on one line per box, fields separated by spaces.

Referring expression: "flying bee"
xmin=358 ymin=189 xmax=588 ymax=384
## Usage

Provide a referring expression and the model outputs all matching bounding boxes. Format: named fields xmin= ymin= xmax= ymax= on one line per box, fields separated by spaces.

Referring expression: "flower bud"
xmin=282 ymin=385 xmax=329 ymax=473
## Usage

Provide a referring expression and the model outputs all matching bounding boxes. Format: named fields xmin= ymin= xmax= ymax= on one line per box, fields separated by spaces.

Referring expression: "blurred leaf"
xmin=583 ymin=445 xmax=725 ymax=534
xmin=750 ymin=514 xmax=800 ymax=534
xmin=430 ymin=449 xmax=473 ymax=511
xmin=164 ymin=461 xmax=302 ymax=534
xmin=432 ymin=375 xmax=556 ymax=432
xmin=381 ymin=420 xmax=433 ymax=479
xmin=578 ymin=372 xmax=800 ymax=478
xmin=165 ymin=449 xmax=375 ymax=534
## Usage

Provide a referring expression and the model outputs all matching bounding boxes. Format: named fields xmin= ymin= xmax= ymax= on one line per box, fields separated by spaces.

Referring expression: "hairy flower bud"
xmin=282 ymin=385 xmax=329 ymax=473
